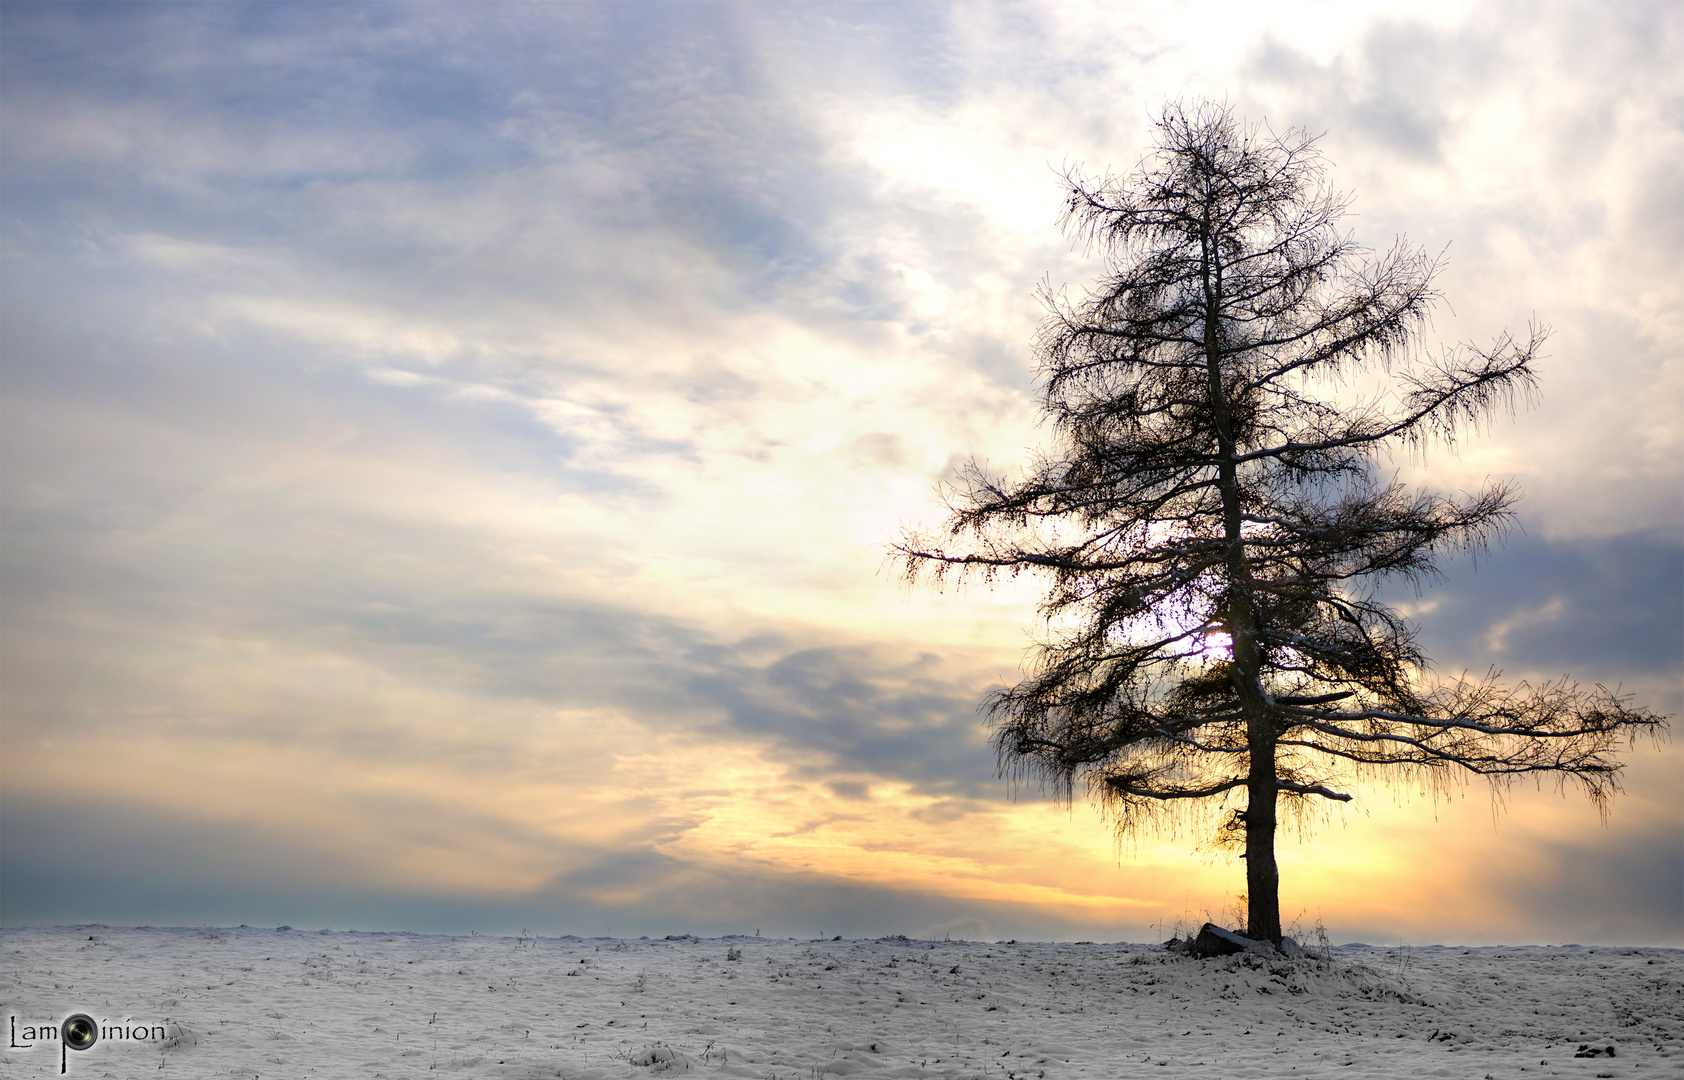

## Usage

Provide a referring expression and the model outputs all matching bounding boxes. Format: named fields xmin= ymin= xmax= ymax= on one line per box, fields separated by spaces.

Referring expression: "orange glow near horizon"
xmin=8 ymin=680 xmax=1674 ymax=942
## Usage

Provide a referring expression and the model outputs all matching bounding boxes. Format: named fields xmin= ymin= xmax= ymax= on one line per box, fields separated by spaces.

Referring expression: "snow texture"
xmin=1 ymin=926 xmax=1679 ymax=1078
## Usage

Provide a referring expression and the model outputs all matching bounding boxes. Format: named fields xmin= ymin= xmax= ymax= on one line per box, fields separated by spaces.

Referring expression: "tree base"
xmin=1165 ymin=923 xmax=1301 ymax=959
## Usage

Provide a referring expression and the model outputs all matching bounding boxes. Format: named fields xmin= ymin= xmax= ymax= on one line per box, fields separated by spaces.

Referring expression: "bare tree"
xmin=895 ymin=102 xmax=1668 ymax=946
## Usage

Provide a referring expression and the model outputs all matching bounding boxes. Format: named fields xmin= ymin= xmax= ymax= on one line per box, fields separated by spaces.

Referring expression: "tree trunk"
xmin=1230 ymin=589 xmax=1282 ymax=944
xmin=1244 ymin=744 xmax=1282 ymax=944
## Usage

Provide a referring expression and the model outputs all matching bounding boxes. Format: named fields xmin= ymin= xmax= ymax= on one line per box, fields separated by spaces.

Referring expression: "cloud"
xmin=0 ymin=791 xmax=1160 ymax=942
xmin=1496 ymin=815 xmax=1683 ymax=945
xmin=1388 ymin=530 xmax=1684 ymax=684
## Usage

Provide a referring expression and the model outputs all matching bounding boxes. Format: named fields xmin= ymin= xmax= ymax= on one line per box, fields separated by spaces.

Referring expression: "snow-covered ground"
xmin=2 ymin=926 xmax=1678 ymax=1078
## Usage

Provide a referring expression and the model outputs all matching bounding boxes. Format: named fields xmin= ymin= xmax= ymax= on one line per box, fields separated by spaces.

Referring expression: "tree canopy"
xmin=895 ymin=102 xmax=1668 ymax=945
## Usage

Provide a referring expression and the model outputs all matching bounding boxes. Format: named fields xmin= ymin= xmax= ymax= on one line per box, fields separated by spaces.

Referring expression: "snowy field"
xmin=2 ymin=926 xmax=1679 ymax=1078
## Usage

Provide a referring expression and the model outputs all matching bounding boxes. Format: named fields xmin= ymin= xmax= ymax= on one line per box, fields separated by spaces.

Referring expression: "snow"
xmin=2 ymin=926 xmax=1678 ymax=1078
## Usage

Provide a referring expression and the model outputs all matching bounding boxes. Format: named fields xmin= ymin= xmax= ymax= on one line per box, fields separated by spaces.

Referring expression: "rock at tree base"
xmin=1164 ymin=924 xmax=1287 ymax=958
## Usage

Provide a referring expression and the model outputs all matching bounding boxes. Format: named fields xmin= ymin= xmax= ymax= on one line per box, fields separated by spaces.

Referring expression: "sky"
xmin=1 ymin=0 xmax=1679 ymax=947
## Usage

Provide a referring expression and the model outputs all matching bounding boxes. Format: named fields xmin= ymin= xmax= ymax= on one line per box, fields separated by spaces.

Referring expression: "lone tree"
xmin=895 ymin=102 xmax=1667 ymax=946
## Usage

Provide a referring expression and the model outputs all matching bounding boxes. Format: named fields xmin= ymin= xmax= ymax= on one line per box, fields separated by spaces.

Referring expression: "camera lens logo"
xmin=62 ymin=1014 xmax=98 ymax=1052
xmin=9 ymin=1011 xmax=169 ymax=1074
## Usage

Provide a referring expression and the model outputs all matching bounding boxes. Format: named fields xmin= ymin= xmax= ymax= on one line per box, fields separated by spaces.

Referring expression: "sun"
xmin=1198 ymin=629 xmax=1233 ymax=661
